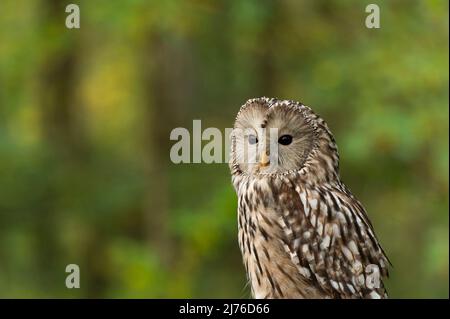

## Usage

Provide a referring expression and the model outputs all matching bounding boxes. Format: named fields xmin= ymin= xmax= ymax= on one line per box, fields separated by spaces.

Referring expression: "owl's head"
xmin=230 ymin=97 xmax=339 ymax=181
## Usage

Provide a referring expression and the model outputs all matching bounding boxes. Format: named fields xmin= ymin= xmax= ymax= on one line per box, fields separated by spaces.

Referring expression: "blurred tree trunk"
xmin=36 ymin=0 xmax=107 ymax=297
xmin=256 ymin=1 xmax=279 ymax=96
xmin=35 ymin=0 xmax=79 ymax=295
xmin=140 ymin=31 xmax=194 ymax=266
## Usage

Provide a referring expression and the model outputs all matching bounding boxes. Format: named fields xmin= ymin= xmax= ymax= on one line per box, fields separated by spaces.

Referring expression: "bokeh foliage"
xmin=0 ymin=0 xmax=448 ymax=298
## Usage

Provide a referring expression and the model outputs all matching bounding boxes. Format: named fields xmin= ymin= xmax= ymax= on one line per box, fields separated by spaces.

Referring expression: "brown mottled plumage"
xmin=229 ymin=97 xmax=390 ymax=299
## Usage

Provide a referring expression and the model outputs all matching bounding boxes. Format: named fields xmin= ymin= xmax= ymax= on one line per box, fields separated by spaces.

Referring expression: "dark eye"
xmin=248 ymin=135 xmax=258 ymax=145
xmin=278 ymin=135 xmax=293 ymax=145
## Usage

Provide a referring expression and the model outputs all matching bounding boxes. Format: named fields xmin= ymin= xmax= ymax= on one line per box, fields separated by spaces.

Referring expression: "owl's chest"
xmin=237 ymin=185 xmax=282 ymax=256
xmin=237 ymin=179 xmax=307 ymax=298
xmin=237 ymin=179 xmax=281 ymax=248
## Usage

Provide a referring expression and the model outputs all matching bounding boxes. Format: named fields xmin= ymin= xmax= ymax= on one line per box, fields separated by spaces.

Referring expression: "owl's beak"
xmin=259 ymin=152 xmax=270 ymax=167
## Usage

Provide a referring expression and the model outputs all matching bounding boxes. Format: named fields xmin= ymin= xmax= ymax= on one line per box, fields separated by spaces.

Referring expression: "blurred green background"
xmin=0 ymin=0 xmax=448 ymax=298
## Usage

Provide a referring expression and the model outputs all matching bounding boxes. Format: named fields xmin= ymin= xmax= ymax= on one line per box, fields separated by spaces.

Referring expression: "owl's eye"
xmin=248 ymin=135 xmax=258 ymax=145
xmin=278 ymin=135 xmax=293 ymax=145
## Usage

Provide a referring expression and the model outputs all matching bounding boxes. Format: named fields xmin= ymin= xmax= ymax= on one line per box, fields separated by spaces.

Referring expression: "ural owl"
xmin=229 ymin=97 xmax=390 ymax=299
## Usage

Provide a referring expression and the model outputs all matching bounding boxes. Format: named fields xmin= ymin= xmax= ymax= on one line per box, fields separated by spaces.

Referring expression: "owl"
xmin=229 ymin=97 xmax=390 ymax=299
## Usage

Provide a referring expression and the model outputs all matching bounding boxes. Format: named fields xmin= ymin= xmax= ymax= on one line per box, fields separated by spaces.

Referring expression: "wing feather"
xmin=276 ymin=178 xmax=389 ymax=299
